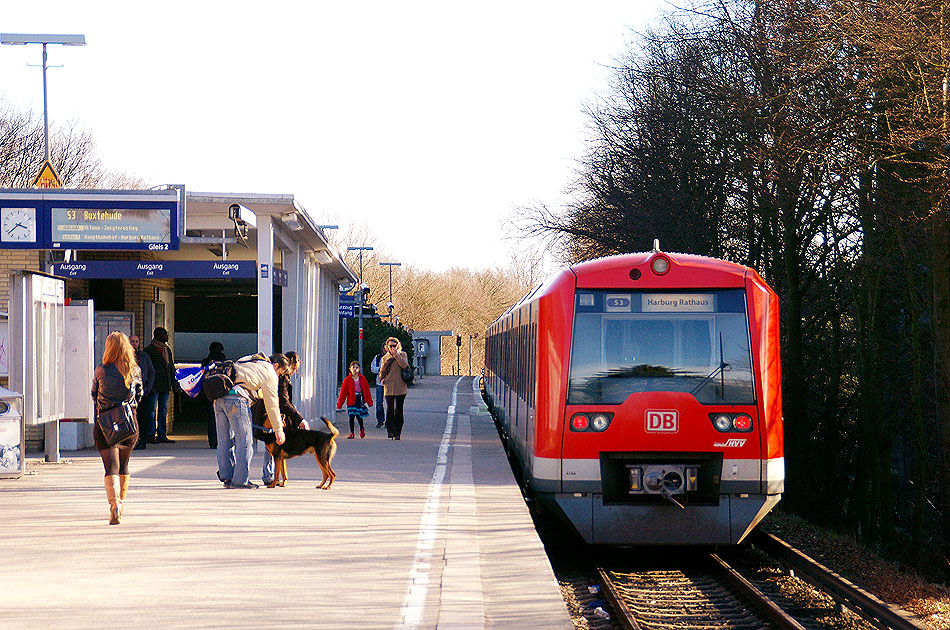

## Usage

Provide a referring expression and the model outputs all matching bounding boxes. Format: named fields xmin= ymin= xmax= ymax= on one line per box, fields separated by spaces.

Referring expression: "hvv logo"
xmin=645 ymin=410 xmax=679 ymax=433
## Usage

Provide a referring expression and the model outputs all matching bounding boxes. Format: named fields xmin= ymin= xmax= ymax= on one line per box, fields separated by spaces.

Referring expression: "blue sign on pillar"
xmin=339 ymin=295 xmax=355 ymax=319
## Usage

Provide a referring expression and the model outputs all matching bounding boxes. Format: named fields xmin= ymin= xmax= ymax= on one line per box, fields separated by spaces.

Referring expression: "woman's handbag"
xmin=400 ymin=366 xmax=414 ymax=385
xmin=96 ymin=398 xmax=138 ymax=447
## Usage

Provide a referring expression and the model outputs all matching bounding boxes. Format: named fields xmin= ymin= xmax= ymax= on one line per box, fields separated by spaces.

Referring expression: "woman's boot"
xmin=118 ymin=474 xmax=130 ymax=520
xmin=104 ymin=475 xmax=121 ymax=524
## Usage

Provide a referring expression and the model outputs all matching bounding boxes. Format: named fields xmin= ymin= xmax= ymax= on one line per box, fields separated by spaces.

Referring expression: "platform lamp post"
xmin=379 ymin=261 xmax=401 ymax=324
xmin=1 ymin=33 xmax=86 ymax=163
xmin=347 ymin=246 xmax=373 ymax=373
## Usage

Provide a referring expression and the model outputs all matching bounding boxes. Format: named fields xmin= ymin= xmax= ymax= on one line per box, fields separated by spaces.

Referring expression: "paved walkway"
xmin=0 ymin=376 xmax=572 ymax=630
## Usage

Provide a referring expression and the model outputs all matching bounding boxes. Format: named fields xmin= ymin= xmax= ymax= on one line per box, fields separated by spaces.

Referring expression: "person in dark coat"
xmin=261 ymin=351 xmax=308 ymax=485
xmin=91 ymin=331 xmax=143 ymax=525
xmin=142 ymin=327 xmax=175 ymax=444
xmin=278 ymin=351 xmax=307 ymax=430
xmin=130 ymin=334 xmax=155 ymax=450
xmin=201 ymin=342 xmax=226 ymax=448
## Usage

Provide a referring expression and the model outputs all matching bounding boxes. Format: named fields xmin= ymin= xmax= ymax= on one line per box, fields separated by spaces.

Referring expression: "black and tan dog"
xmin=260 ymin=417 xmax=339 ymax=489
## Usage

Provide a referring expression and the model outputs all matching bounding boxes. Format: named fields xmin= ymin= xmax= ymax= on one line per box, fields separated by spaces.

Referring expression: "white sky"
xmin=0 ymin=1 xmax=665 ymax=272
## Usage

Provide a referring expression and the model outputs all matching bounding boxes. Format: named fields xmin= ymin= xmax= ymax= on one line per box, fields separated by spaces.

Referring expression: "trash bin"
xmin=0 ymin=386 xmax=24 ymax=478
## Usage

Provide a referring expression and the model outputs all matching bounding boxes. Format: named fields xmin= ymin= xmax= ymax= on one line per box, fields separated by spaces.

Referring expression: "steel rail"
xmin=751 ymin=531 xmax=928 ymax=630
xmin=709 ymin=553 xmax=809 ymax=630
xmin=596 ymin=567 xmax=645 ymax=630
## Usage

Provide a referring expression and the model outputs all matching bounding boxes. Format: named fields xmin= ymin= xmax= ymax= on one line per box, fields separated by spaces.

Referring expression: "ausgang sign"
xmin=52 ymin=260 xmax=256 ymax=279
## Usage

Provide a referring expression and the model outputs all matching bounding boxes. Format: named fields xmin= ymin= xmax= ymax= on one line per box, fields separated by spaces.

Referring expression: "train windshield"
xmin=568 ymin=289 xmax=755 ymax=405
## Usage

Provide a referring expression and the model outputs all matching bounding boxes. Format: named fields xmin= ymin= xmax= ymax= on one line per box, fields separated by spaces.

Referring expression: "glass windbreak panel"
xmin=568 ymin=289 xmax=755 ymax=405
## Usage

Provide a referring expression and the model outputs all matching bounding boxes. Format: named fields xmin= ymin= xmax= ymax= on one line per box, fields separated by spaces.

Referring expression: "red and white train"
xmin=483 ymin=248 xmax=784 ymax=545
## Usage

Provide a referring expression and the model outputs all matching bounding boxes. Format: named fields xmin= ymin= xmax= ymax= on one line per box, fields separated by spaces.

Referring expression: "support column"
xmin=282 ymin=243 xmax=301 ymax=355
xmin=257 ymin=216 xmax=275 ymax=356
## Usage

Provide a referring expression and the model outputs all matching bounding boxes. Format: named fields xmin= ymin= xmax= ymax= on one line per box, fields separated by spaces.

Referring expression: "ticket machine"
xmin=0 ymin=386 xmax=24 ymax=478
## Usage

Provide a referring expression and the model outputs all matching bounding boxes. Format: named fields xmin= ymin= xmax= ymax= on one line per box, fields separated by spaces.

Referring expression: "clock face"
xmin=1 ymin=207 xmax=37 ymax=243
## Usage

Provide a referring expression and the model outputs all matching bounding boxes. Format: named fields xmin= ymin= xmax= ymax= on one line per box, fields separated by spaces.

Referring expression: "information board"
xmin=51 ymin=207 xmax=172 ymax=247
xmin=0 ymin=189 xmax=180 ymax=251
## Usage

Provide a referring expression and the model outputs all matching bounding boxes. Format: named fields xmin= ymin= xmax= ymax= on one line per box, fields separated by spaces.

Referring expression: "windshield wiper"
xmin=690 ymin=332 xmax=730 ymax=399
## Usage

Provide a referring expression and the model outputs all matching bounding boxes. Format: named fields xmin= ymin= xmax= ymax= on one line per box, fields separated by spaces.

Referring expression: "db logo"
xmin=645 ymin=410 xmax=679 ymax=433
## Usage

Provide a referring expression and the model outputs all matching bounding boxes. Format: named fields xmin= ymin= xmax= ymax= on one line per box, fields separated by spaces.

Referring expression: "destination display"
xmin=642 ymin=293 xmax=716 ymax=313
xmin=51 ymin=207 xmax=171 ymax=248
xmin=0 ymin=190 xmax=180 ymax=250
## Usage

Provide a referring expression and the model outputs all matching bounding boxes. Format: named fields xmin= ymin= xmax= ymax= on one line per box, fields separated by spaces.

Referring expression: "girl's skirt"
xmin=347 ymin=392 xmax=369 ymax=417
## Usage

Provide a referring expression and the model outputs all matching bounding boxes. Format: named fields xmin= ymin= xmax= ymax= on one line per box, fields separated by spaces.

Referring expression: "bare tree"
xmin=0 ymin=100 xmax=144 ymax=189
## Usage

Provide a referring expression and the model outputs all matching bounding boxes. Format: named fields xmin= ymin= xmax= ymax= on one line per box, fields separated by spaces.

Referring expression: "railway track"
xmin=591 ymin=533 xmax=927 ymax=630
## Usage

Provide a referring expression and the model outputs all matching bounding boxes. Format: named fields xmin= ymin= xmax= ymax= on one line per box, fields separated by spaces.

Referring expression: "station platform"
xmin=0 ymin=376 xmax=572 ymax=630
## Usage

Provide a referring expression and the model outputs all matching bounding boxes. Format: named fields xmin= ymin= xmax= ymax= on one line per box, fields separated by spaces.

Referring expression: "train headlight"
xmin=709 ymin=412 xmax=754 ymax=432
xmin=569 ymin=412 xmax=614 ymax=432
xmin=713 ymin=414 xmax=733 ymax=432
xmin=650 ymin=255 xmax=670 ymax=275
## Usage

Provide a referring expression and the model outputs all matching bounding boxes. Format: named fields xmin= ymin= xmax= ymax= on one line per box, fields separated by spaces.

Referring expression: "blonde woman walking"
xmin=379 ymin=337 xmax=410 ymax=440
xmin=91 ymin=331 xmax=143 ymax=524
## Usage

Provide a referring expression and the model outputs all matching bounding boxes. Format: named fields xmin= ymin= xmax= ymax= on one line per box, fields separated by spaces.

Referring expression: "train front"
xmin=537 ymin=251 xmax=784 ymax=545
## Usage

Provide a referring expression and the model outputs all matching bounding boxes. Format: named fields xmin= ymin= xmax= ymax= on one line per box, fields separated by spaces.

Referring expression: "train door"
xmin=504 ymin=319 xmax=512 ymax=427
xmin=525 ymin=304 xmax=535 ymax=453
xmin=513 ymin=310 xmax=521 ymax=433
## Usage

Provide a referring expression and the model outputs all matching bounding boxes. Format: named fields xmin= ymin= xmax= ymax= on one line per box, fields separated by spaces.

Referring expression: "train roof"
xmin=492 ymin=250 xmax=762 ymax=324
xmin=570 ymin=250 xmax=746 ymax=275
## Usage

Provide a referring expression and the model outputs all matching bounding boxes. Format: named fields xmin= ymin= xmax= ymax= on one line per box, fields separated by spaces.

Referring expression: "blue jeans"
xmin=142 ymin=390 xmax=170 ymax=440
xmin=213 ymin=395 xmax=253 ymax=485
xmin=262 ymin=452 xmax=274 ymax=484
xmin=375 ymin=384 xmax=385 ymax=424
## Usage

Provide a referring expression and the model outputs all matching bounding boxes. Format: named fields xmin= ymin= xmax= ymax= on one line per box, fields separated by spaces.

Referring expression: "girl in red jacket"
xmin=337 ymin=361 xmax=373 ymax=439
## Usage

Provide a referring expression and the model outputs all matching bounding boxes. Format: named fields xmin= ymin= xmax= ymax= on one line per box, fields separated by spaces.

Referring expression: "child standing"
xmin=337 ymin=361 xmax=372 ymax=439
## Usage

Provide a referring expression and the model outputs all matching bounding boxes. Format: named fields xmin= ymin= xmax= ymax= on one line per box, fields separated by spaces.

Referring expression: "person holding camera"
xmin=379 ymin=337 xmax=409 ymax=440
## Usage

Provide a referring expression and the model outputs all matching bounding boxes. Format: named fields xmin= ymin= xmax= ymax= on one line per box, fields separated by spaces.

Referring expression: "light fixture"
xmin=281 ymin=212 xmax=305 ymax=231
xmin=651 ymin=255 xmax=670 ymax=275
xmin=313 ymin=250 xmax=332 ymax=264
xmin=1 ymin=33 xmax=87 ymax=162
xmin=1 ymin=34 xmax=86 ymax=45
